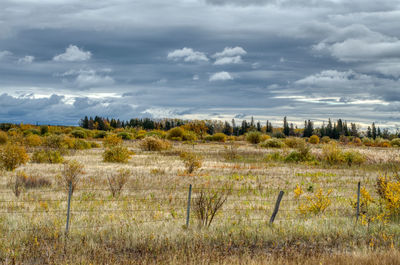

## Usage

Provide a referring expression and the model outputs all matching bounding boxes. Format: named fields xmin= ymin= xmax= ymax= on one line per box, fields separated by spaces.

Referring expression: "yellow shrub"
xmin=103 ymin=146 xmax=132 ymax=163
xmin=293 ymin=184 xmax=303 ymax=199
xmin=309 ymin=135 xmax=320 ymax=144
xmin=321 ymin=143 xmax=343 ymax=165
xmin=376 ymin=175 xmax=400 ymax=216
xmin=0 ymin=131 xmax=8 ymax=145
xmin=25 ymin=134 xmax=42 ymax=147
xmin=180 ymin=151 xmax=202 ymax=174
xmin=0 ymin=144 xmax=29 ymax=171
xmin=298 ymin=188 xmax=332 ymax=215
xmin=139 ymin=137 xmax=171 ymax=151
xmin=103 ymin=134 xmax=123 ymax=147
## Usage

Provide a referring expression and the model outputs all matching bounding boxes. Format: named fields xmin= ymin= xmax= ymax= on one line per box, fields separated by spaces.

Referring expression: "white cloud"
xmin=53 ymin=45 xmax=92 ymax=62
xmin=209 ymin=71 xmax=233 ymax=81
xmin=214 ymin=56 xmax=242 ymax=65
xmin=167 ymin=47 xmax=208 ymax=62
xmin=75 ymin=72 xmax=114 ymax=88
xmin=213 ymin=47 xmax=247 ymax=58
xmin=213 ymin=46 xmax=246 ymax=65
xmin=193 ymin=74 xmax=199 ymax=80
xmin=0 ymin=50 xmax=12 ymax=60
xmin=18 ymin=55 xmax=35 ymax=64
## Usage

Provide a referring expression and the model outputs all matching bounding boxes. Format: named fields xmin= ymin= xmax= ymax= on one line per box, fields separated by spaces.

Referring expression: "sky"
xmin=0 ymin=0 xmax=400 ymax=128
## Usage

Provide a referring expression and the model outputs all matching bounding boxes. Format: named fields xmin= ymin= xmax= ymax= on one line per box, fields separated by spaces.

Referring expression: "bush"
xmin=40 ymin=125 xmax=49 ymax=135
xmin=353 ymin=137 xmax=362 ymax=146
xmin=93 ymin=131 xmax=107 ymax=139
xmin=309 ymin=135 xmax=320 ymax=144
xmin=103 ymin=146 xmax=131 ymax=163
xmin=298 ymin=188 xmax=332 ymax=215
xmin=223 ymin=142 xmax=240 ymax=161
xmin=342 ymin=150 xmax=366 ymax=166
xmin=72 ymin=139 xmax=92 ymax=150
xmin=145 ymin=130 xmax=167 ymax=139
xmin=90 ymin=141 xmax=101 ymax=148
xmin=71 ymin=129 xmax=87 ymax=139
xmin=246 ymin=131 xmax=262 ymax=144
xmin=259 ymin=138 xmax=285 ymax=148
xmin=193 ymin=188 xmax=228 ymax=228
xmin=264 ymin=151 xmax=284 ymax=162
xmin=362 ymin=137 xmax=373 ymax=147
xmin=118 ymin=132 xmax=132 ymax=140
xmin=103 ymin=134 xmax=123 ymax=147
xmin=10 ymin=171 xmax=52 ymax=197
xmin=391 ymin=138 xmax=400 ymax=147
xmin=0 ymin=131 xmax=8 ymax=145
xmin=211 ymin=133 xmax=227 ymax=142
xmin=107 ymin=168 xmax=131 ymax=197
xmin=182 ymin=131 xmax=198 ymax=142
xmin=321 ymin=143 xmax=343 ymax=165
xmin=139 ymin=137 xmax=171 ymax=151
xmin=59 ymin=160 xmax=84 ymax=195
xmin=44 ymin=135 xmax=69 ymax=149
xmin=272 ymin=131 xmax=286 ymax=138
xmin=180 ymin=151 xmax=202 ymax=174
xmin=284 ymin=141 xmax=314 ymax=163
xmin=167 ymin=127 xmax=184 ymax=140
xmin=284 ymin=137 xmax=305 ymax=148
xmin=320 ymin=136 xmax=331 ymax=144
xmin=31 ymin=149 xmax=64 ymax=164
xmin=25 ymin=134 xmax=42 ymax=147
xmin=0 ymin=144 xmax=29 ymax=171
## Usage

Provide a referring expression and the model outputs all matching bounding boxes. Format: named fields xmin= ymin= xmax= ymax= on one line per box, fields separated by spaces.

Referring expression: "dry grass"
xmin=1 ymin=141 xmax=400 ymax=264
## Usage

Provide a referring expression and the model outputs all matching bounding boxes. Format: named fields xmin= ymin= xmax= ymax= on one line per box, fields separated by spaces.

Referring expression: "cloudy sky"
xmin=1 ymin=0 xmax=400 ymax=128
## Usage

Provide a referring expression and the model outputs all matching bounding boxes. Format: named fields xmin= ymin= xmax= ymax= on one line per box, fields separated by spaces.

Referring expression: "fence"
xmin=0 ymin=180 xmax=380 ymax=237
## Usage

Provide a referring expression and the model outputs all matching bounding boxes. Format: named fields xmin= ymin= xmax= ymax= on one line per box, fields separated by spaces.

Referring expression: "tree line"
xmin=79 ymin=116 xmax=399 ymax=140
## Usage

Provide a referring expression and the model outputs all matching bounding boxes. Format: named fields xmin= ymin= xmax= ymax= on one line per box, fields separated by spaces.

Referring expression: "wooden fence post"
xmin=356 ymin=181 xmax=361 ymax=223
xmin=269 ymin=191 xmax=284 ymax=225
xmin=186 ymin=184 xmax=192 ymax=227
xmin=65 ymin=181 xmax=72 ymax=235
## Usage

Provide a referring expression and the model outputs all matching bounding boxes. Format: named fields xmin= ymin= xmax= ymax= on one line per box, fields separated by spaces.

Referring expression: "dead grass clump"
xmin=10 ymin=171 xmax=51 ymax=197
xmin=139 ymin=136 xmax=171 ymax=151
xmin=0 ymin=131 xmax=8 ymax=145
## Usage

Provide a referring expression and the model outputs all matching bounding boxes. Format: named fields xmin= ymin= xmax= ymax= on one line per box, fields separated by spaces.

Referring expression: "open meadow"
xmin=1 ymin=128 xmax=400 ymax=264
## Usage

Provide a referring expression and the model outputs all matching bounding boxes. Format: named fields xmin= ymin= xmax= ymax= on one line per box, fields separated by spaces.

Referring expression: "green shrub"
xmin=94 ymin=131 xmax=107 ymax=139
xmin=264 ymin=151 xmax=284 ymax=162
xmin=40 ymin=125 xmax=49 ymax=135
xmin=342 ymin=150 xmax=366 ymax=166
xmin=0 ymin=131 xmax=8 ymax=145
xmin=362 ymin=137 xmax=373 ymax=146
xmin=71 ymin=129 xmax=87 ymax=139
xmin=103 ymin=146 xmax=132 ymax=163
xmin=211 ymin=133 xmax=227 ymax=142
xmin=309 ymin=135 xmax=320 ymax=144
xmin=44 ymin=135 xmax=69 ymax=149
xmin=0 ymin=144 xmax=29 ymax=171
xmin=139 ymin=137 xmax=171 ymax=151
xmin=259 ymin=138 xmax=285 ymax=148
xmin=246 ymin=131 xmax=262 ymax=144
xmin=117 ymin=132 xmax=132 ymax=140
xmin=284 ymin=142 xmax=314 ymax=163
xmin=31 ymin=149 xmax=64 ymax=164
xmin=72 ymin=139 xmax=92 ymax=150
xmin=167 ymin=127 xmax=184 ymax=140
xmin=391 ymin=138 xmax=400 ymax=147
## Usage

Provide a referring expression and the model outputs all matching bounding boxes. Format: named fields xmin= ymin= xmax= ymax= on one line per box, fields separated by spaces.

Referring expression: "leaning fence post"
xmin=269 ymin=191 xmax=284 ymax=225
xmin=186 ymin=184 xmax=192 ymax=227
xmin=356 ymin=181 xmax=361 ymax=223
xmin=65 ymin=181 xmax=72 ymax=235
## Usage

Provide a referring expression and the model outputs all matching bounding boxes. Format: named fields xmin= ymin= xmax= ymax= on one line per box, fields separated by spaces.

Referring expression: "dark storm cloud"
xmin=0 ymin=0 xmax=399 ymax=127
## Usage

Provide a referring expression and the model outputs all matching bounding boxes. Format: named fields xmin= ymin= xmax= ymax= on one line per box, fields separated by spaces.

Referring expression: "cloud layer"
xmin=0 ymin=0 xmax=399 ymax=128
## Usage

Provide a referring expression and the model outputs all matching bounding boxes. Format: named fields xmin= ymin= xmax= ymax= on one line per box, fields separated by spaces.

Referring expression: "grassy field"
xmin=1 ymin=139 xmax=400 ymax=264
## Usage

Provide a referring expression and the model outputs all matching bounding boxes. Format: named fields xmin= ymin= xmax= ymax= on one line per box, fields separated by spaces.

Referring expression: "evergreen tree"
xmin=367 ymin=126 xmax=372 ymax=138
xmin=372 ymin=122 xmax=377 ymax=139
xmin=80 ymin=116 xmax=89 ymax=129
xmin=256 ymin=121 xmax=261 ymax=132
xmin=283 ymin=116 xmax=290 ymax=136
